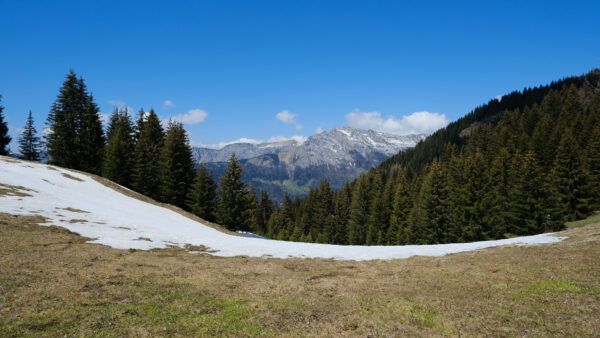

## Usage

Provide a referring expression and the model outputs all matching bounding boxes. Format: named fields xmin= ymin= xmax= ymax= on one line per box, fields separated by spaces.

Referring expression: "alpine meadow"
xmin=1 ymin=1 xmax=600 ymax=336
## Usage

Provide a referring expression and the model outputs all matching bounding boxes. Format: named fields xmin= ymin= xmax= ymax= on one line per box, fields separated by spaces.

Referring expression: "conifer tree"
xmin=18 ymin=111 xmax=40 ymax=161
xmin=187 ymin=164 xmax=217 ymax=222
xmin=216 ymin=154 xmax=251 ymax=231
xmin=347 ymin=175 xmax=370 ymax=245
xmin=547 ymin=129 xmax=592 ymax=223
xmin=0 ymin=95 xmax=10 ymax=155
xmin=587 ymin=125 xmax=600 ymax=210
xmin=159 ymin=121 xmax=195 ymax=208
xmin=332 ymin=181 xmax=352 ymax=244
xmin=366 ymin=172 xmax=385 ymax=245
xmin=131 ymin=109 xmax=165 ymax=200
xmin=388 ymin=169 xmax=411 ymax=244
xmin=46 ymin=70 xmax=105 ymax=173
xmin=102 ymin=108 xmax=135 ymax=186
xmin=254 ymin=190 xmax=273 ymax=235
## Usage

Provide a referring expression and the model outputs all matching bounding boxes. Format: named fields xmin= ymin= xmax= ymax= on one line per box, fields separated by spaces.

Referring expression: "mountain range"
xmin=192 ymin=127 xmax=425 ymax=200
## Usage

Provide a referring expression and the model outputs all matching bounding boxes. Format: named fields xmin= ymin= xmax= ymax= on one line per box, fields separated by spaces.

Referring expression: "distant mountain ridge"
xmin=192 ymin=127 xmax=425 ymax=200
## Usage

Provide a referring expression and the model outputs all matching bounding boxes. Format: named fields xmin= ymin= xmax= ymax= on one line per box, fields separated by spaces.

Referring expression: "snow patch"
xmin=0 ymin=156 xmax=566 ymax=261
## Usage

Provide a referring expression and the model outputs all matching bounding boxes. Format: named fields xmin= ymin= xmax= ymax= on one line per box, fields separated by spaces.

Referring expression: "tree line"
xmin=2 ymin=69 xmax=599 ymax=245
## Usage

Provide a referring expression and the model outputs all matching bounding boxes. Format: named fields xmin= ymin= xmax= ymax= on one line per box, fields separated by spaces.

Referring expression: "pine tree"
xmin=587 ymin=125 xmax=600 ymax=210
xmin=254 ymin=190 xmax=273 ymax=235
xmin=46 ymin=70 xmax=105 ymax=173
xmin=366 ymin=172 xmax=385 ymax=245
xmin=547 ymin=129 xmax=592 ymax=223
xmin=216 ymin=154 xmax=251 ymax=231
xmin=187 ymin=164 xmax=217 ymax=222
xmin=332 ymin=181 xmax=352 ymax=244
xmin=388 ymin=169 xmax=411 ymax=244
xmin=131 ymin=109 xmax=165 ymax=200
xmin=0 ymin=95 xmax=10 ymax=155
xmin=159 ymin=121 xmax=195 ymax=208
xmin=18 ymin=111 xmax=40 ymax=161
xmin=102 ymin=108 xmax=135 ymax=187
xmin=347 ymin=175 xmax=370 ymax=245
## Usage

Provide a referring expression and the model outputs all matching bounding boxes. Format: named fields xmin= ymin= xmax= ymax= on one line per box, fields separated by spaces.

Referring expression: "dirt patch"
xmin=68 ymin=219 xmax=87 ymax=224
xmin=62 ymin=207 xmax=90 ymax=214
xmin=112 ymin=226 xmax=131 ymax=230
xmin=135 ymin=237 xmax=152 ymax=242
xmin=0 ymin=184 xmax=35 ymax=197
xmin=61 ymin=173 xmax=83 ymax=182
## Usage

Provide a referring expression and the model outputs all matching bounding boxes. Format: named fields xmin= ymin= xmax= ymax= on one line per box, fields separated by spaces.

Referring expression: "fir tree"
xmin=254 ymin=190 xmax=273 ymax=235
xmin=547 ymin=129 xmax=592 ymax=223
xmin=0 ymin=95 xmax=10 ymax=155
xmin=388 ymin=169 xmax=411 ymax=244
xmin=131 ymin=109 xmax=165 ymax=200
xmin=187 ymin=164 xmax=217 ymax=222
xmin=587 ymin=125 xmax=600 ymax=210
xmin=159 ymin=121 xmax=195 ymax=208
xmin=18 ymin=111 xmax=40 ymax=161
xmin=216 ymin=154 xmax=251 ymax=231
xmin=102 ymin=108 xmax=135 ymax=186
xmin=46 ymin=70 xmax=105 ymax=173
xmin=347 ymin=175 xmax=370 ymax=245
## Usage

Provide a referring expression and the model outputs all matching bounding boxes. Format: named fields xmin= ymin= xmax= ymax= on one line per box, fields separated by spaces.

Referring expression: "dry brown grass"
xmin=1 ymin=212 xmax=599 ymax=337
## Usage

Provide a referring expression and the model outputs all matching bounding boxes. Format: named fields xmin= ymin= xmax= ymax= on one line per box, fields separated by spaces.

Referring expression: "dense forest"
xmin=258 ymin=70 xmax=600 ymax=244
xmin=2 ymin=69 xmax=599 ymax=245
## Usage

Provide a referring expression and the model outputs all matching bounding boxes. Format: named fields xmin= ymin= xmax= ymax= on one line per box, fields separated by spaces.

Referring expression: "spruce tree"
xmin=254 ymin=190 xmax=273 ymax=235
xmin=0 ymin=95 xmax=10 ymax=155
xmin=332 ymin=181 xmax=352 ymax=244
xmin=347 ymin=175 xmax=370 ymax=245
xmin=102 ymin=108 xmax=135 ymax=186
xmin=46 ymin=70 xmax=105 ymax=173
xmin=547 ymin=129 xmax=592 ymax=223
xmin=131 ymin=109 xmax=165 ymax=200
xmin=388 ymin=169 xmax=411 ymax=244
xmin=187 ymin=164 xmax=217 ymax=222
xmin=587 ymin=125 xmax=600 ymax=210
xmin=216 ymin=154 xmax=251 ymax=231
xmin=159 ymin=121 xmax=195 ymax=208
xmin=18 ymin=111 xmax=40 ymax=161
xmin=366 ymin=172 xmax=385 ymax=245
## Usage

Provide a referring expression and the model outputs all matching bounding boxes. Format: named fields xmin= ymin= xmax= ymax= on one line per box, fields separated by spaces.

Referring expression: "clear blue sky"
xmin=1 ymin=1 xmax=599 ymax=150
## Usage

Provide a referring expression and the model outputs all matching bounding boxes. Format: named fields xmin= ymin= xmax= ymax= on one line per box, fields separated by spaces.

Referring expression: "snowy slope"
xmin=0 ymin=156 xmax=566 ymax=261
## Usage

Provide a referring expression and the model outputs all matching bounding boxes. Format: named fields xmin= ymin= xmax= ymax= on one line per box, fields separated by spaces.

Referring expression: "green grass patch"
xmin=566 ymin=211 xmax=600 ymax=229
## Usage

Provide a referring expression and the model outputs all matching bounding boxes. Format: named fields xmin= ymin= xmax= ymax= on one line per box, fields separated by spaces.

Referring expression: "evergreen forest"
xmin=1 ymin=69 xmax=599 ymax=245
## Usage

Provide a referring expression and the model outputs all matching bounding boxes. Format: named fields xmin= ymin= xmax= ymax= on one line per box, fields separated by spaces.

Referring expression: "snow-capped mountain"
xmin=192 ymin=127 xmax=426 ymax=200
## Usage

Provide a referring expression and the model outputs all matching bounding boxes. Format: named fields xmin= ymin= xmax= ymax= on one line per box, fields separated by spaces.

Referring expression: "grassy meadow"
xmin=0 ymin=210 xmax=599 ymax=337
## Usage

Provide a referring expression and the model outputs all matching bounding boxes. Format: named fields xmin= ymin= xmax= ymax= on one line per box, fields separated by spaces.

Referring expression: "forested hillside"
xmin=4 ymin=69 xmax=599 ymax=245
xmin=258 ymin=70 xmax=600 ymax=244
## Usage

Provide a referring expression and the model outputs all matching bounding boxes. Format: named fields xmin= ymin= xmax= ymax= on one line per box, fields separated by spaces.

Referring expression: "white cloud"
xmin=276 ymin=110 xmax=302 ymax=130
xmin=99 ymin=113 xmax=111 ymax=126
xmin=345 ymin=109 xmax=449 ymax=135
xmin=315 ymin=127 xmax=324 ymax=134
xmin=495 ymin=95 xmax=503 ymax=101
xmin=169 ymin=109 xmax=208 ymax=125
xmin=163 ymin=100 xmax=175 ymax=108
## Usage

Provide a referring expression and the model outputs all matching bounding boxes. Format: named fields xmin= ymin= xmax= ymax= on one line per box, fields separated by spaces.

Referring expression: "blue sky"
xmin=1 ymin=1 xmax=599 ymax=150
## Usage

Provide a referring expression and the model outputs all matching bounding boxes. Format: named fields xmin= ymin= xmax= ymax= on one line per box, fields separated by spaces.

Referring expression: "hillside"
xmin=0 ymin=156 xmax=563 ymax=260
xmin=193 ymin=127 xmax=425 ymax=200
xmin=261 ymin=69 xmax=600 ymax=245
